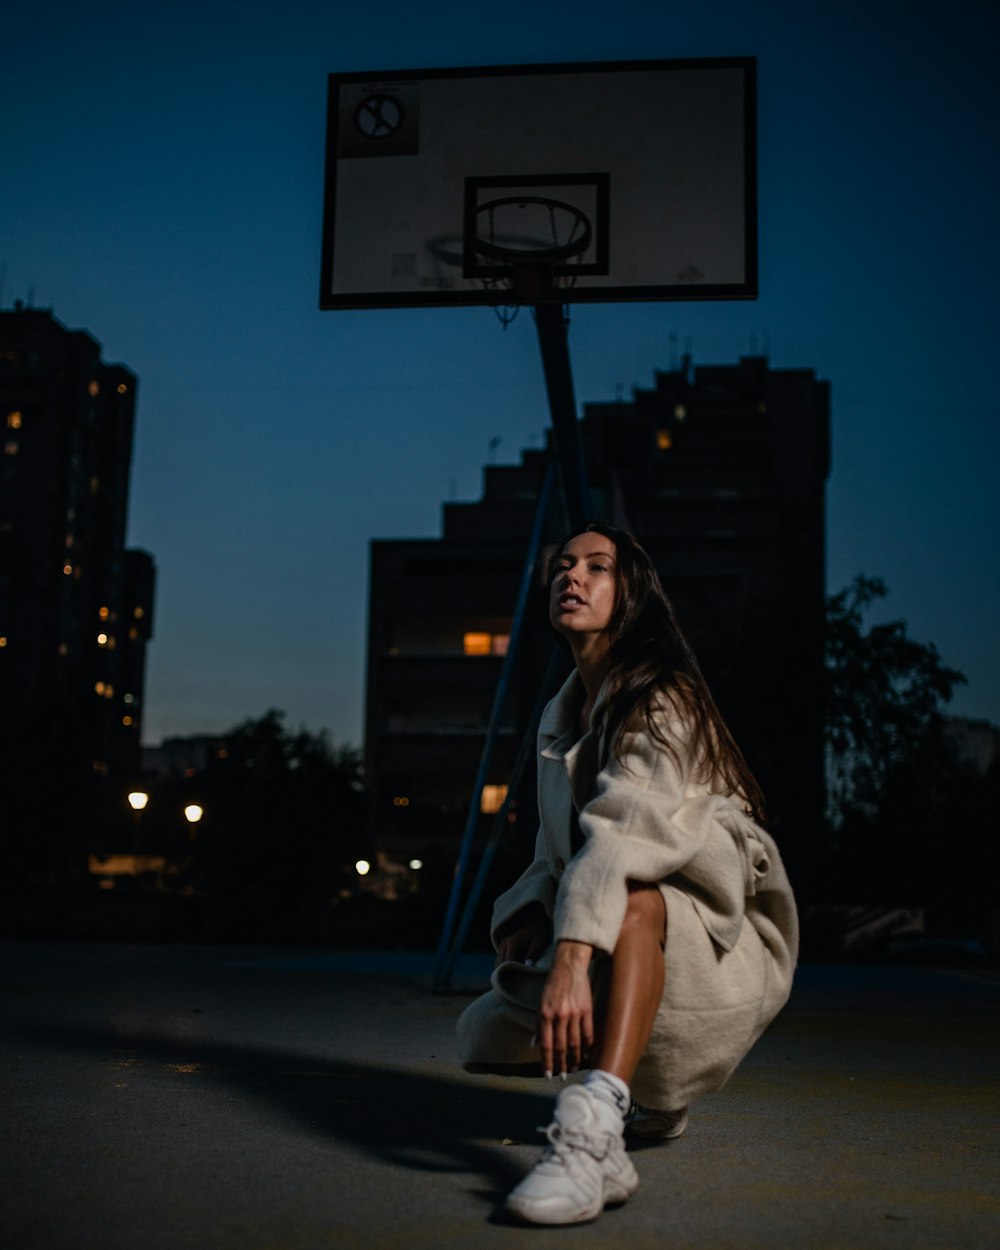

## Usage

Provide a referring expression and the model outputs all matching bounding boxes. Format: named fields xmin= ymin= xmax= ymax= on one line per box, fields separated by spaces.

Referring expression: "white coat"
xmin=485 ymin=670 xmax=799 ymax=1110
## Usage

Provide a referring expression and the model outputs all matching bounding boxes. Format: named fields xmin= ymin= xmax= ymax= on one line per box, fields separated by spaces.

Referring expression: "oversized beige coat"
xmin=457 ymin=670 xmax=798 ymax=1111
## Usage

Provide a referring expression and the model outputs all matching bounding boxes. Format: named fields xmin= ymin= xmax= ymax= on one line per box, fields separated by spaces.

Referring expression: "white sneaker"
xmin=627 ymin=1104 xmax=689 ymax=1140
xmin=505 ymin=1085 xmax=639 ymax=1225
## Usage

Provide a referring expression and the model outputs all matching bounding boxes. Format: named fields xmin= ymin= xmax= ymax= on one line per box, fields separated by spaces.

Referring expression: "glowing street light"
xmin=127 ymin=791 xmax=149 ymax=811
xmin=183 ymin=803 xmax=204 ymax=825
xmin=355 ymin=859 xmax=371 ymax=876
xmin=408 ymin=859 xmax=423 ymax=871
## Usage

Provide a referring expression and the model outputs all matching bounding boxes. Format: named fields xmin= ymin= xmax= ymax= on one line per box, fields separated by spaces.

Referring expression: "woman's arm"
xmin=554 ymin=713 xmax=715 ymax=954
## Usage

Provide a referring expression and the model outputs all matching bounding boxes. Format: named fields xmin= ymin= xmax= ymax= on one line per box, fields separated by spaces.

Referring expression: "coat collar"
xmin=538 ymin=669 xmax=611 ymax=772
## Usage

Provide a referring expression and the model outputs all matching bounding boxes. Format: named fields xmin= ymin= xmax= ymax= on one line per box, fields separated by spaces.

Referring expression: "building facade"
xmin=0 ymin=307 xmax=155 ymax=795
xmin=366 ymin=355 xmax=829 ymax=888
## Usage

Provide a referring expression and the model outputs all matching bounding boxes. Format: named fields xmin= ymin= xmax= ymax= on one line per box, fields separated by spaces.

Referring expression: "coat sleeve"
xmin=552 ymin=716 xmax=720 ymax=954
xmin=490 ymin=827 xmax=557 ymax=950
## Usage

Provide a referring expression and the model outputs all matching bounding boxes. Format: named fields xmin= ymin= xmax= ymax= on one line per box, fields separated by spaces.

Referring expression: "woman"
xmin=456 ymin=522 xmax=798 ymax=1226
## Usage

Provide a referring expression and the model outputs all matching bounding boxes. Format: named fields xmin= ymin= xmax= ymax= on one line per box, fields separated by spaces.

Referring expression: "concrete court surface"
xmin=1 ymin=940 xmax=998 ymax=1250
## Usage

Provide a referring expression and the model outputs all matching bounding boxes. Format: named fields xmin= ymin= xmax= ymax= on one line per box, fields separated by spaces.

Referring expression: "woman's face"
xmin=549 ymin=531 xmax=618 ymax=641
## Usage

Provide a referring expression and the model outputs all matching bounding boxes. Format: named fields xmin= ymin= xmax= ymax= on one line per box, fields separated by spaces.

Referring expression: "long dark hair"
xmin=548 ymin=521 xmax=766 ymax=825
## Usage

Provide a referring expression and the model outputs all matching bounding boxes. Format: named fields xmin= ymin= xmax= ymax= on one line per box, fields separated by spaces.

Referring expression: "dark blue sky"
xmin=4 ymin=0 xmax=998 ymax=745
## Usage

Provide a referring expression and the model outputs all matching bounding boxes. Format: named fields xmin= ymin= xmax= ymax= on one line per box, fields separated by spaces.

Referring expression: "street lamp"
xmin=183 ymin=803 xmax=204 ymax=826
xmin=127 ymin=790 xmax=149 ymax=854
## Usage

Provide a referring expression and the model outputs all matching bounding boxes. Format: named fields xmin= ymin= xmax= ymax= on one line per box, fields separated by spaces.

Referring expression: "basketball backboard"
xmin=320 ymin=58 xmax=757 ymax=310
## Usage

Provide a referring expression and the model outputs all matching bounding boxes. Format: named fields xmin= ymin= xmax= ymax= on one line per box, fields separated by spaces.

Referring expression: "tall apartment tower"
xmin=0 ymin=307 xmax=155 ymax=792
xmin=366 ymin=356 xmax=829 ymax=886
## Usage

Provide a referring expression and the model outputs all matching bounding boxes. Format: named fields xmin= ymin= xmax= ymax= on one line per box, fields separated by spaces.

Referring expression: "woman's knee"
xmin=623 ymin=880 xmax=667 ymax=944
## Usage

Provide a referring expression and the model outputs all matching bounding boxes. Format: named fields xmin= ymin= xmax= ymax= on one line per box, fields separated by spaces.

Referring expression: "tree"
xmin=822 ymin=576 xmax=985 ymax=922
xmin=190 ymin=710 xmax=367 ymax=938
xmin=825 ymin=575 xmax=966 ymax=823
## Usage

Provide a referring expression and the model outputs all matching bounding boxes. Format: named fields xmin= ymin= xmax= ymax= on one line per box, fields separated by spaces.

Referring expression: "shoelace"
xmin=538 ymin=1120 xmax=616 ymax=1163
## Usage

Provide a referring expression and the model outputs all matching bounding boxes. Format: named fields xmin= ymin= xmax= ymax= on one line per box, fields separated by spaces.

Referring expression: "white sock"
xmin=584 ymin=1068 xmax=631 ymax=1122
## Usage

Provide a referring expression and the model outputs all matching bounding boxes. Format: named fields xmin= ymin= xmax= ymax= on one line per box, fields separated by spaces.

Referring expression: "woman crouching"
xmin=457 ymin=522 xmax=798 ymax=1225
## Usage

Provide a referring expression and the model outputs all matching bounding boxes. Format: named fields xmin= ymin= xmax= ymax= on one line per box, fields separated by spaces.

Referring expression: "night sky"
xmin=4 ymin=0 xmax=998 ymax=747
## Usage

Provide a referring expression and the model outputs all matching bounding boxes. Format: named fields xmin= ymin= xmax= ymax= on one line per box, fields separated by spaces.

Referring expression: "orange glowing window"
xmin=3 ymin=441 xmax=18 ymax=456
xmin=98 ymin=606 xmax=110 ymax=620
xmin=117 ymin=383 xmax=128 ymax=395
xmin=88 ymin=380 xmax=100 ymax=397
xmin=656 ymin=429 xmax=672 ymax=450
xmin=463 ymin=632 xmax=492 ymax=656
xmin=6 ymin=411 xmax=22 ymax=429
xmin=480 ymin=784 xmax=508 ymax=815
xmin=491 ymin=634 xmax=510 ymax=656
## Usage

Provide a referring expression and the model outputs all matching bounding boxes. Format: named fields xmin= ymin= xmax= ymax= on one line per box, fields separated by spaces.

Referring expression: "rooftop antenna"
xmin=488 ymin=435 xmax=501 ymax=463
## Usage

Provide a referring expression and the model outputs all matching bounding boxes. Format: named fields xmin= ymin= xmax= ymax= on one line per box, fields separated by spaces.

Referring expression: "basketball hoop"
xmin=467 ymin=196 xmax=593 ymax=326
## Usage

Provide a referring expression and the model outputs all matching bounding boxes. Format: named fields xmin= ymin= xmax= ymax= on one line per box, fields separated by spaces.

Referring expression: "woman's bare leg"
xmin=589 ymin=880 xmax=666 ymax=1084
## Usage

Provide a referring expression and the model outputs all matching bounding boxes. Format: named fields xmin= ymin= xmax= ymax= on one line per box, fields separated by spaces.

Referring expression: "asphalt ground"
xmin=1 ymin=941 xmax=998 ymax=1250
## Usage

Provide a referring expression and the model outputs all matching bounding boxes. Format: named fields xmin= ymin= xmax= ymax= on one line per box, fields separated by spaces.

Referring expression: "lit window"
xmin=657 ymin=429 xmax=672 ymax=450
xmin=122 ymin=715 xmax=133 ymax=727
xmin=480 ymin=784 xmax=508 ymax=815
xmin=491 ymin=634 xmax=510 ymax=657
xmin=128 ymin=626 xmax=138 ymax=640
xmin=97 ymin=633 xmax=108 ymax=645
xmin=98 ymin=606 xmax=110 ymax=620
xmin=0 ymin=636 xmax=7 ymax=648
xmin=104 ymin=684 xmax=114 ymax=699
xmin=674 ymin=403 xmax=687 ymax=421
xmin=124 ymin=693 xmax=134 ymax=704
xmin=57 ymin=643 xmax=68 ymax=656
xmin=93 ymin=761 xmax=109 ymax=776
xmin=3 ymin=441 xmax=17 ymax=456
xmin=134 ymin=606 xmax=144 ymax=620
xmin=62 ymin=563 xmax=73 ymax=576
xmin=95 ymin=681 xmax=106 ymax=695
xmin=463 ymin=632 xmax=491 ymax=656
xmin=65 ymin=534 xmax=74 ymax=548
xmin=6 ymin=411 xmax=22 ymax=429
xmin=117 ymin=383 xmax=128 ymax=395
xmin=88 ymin=380 xmax=100 ymax=397
xmin=392 ymin=796 xmax=410 ymax=807
xmin=90 ymin=476 xmax=100 ymax=495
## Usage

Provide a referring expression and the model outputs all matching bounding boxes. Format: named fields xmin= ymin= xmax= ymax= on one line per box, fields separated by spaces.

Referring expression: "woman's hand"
xmin=495 ymin=908 xmax=550 ymax=967
xmin=537 ymin=940 xmax=594 ymax=1077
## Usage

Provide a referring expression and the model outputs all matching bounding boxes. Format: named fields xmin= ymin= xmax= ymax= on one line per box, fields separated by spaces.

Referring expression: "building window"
xmin=98 ymin=605 xmax=110 ymax=619
xmin=480 ymin=784 xmax=508 ymax=815
xmin=62 ymin=563 xmax=73 ymax=576
xmin=134 ymin=606 xmax=144 ymax=620
xmin=464 ymin=631 xmax=510 ymax=657
xmin=117 ymin=383 xmax=128 ymax=395
xmin=122 ymin=716 xmax=133 ymax=727
xmin=6 ymin=411 xmax=22 ymax=429
xmin=674 ymin=403 xmax=687 ymax=421
xmin=88 ymin=380 xmax=100 ymax=397
xmin=463 ymin=632 xmax=491 ymax=656
xmin=3 ymin=441 xmax=17 ymax=456
xmin=0 ymin=636 xmax=7 ymax=648
xmin=656 ymin=429 xmax=672 ymax=451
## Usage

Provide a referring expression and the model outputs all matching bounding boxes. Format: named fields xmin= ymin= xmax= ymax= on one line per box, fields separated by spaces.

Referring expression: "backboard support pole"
xmin=533 ymin=302 xmax=594 ymax=526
